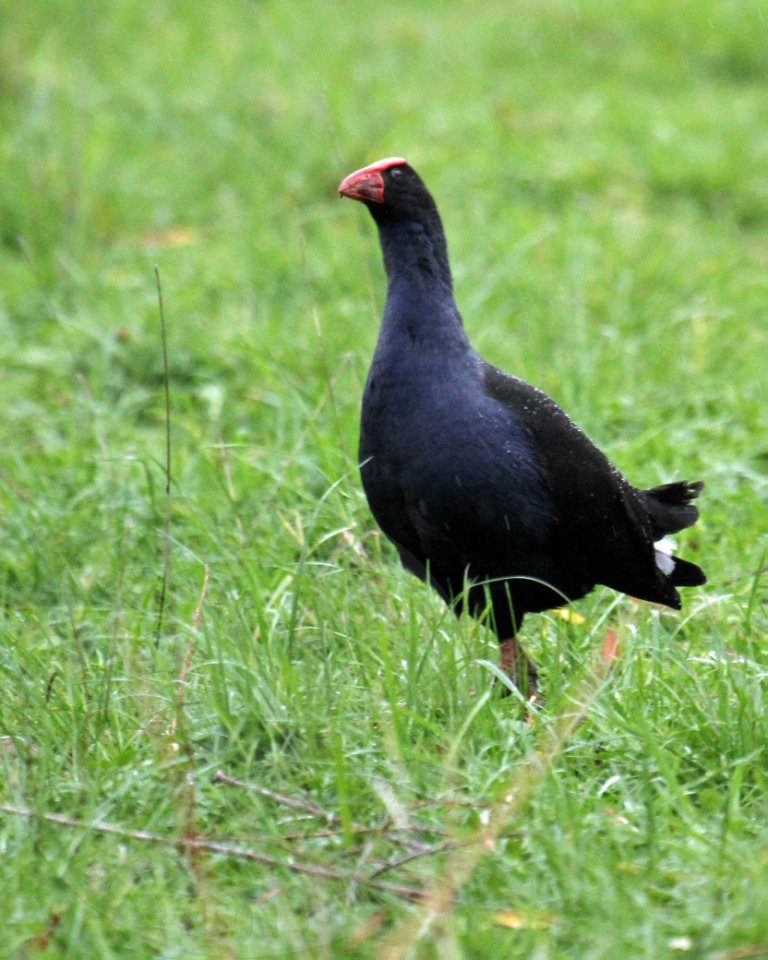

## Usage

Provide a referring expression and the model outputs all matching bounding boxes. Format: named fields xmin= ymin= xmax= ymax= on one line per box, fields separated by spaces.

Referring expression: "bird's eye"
xmin=390 ymin=168 xmax=403 ymax=178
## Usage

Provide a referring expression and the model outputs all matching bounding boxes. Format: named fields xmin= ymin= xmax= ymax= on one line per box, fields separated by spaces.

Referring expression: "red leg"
xmin=499 ymin=638 xmax=538 ymax=699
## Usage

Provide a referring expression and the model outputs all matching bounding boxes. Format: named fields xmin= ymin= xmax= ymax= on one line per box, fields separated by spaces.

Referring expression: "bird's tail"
xmin=643 ymin=480 xmax=704 ymax=538
xmin=666 ymin=555 xmax=707 ymax=587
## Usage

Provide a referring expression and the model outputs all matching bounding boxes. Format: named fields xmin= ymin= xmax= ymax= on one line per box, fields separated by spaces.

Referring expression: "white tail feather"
xmin=654 ymin=538 xmax=676 ymax=576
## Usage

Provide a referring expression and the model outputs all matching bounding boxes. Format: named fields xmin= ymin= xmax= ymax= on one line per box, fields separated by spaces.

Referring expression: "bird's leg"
xmin=498 ymin=638 xmax=538 ymax=700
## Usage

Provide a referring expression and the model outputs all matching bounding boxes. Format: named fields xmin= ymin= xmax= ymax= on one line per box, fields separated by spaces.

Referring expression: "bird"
xmin=338 ymin=157 xmax=705 ymax=695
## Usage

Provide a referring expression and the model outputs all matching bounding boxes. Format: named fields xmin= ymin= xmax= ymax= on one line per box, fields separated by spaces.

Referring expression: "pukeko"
xmin=338 ymin=157 xmax=705 ymax=694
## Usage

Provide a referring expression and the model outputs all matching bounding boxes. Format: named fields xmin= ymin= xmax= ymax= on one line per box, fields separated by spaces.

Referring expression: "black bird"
xmin=338 ymin=157 xmax=705 ymax=692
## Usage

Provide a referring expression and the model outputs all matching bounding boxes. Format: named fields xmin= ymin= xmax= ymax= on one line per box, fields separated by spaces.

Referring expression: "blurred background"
xmin=3 ymin=0 xmax=766 ymax=575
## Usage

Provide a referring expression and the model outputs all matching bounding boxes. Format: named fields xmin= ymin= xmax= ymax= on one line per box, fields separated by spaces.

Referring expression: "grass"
xmin=1 ymin=0 xmax=767 ymax=956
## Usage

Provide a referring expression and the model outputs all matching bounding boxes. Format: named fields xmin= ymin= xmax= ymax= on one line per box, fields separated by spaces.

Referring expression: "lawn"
xmin=1 ymin=0 xmax=767 ymax=957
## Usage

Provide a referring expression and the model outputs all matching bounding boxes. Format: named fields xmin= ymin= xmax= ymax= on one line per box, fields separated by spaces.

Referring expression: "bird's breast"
xmin=359 ymin=359 xmax=552 ymax=540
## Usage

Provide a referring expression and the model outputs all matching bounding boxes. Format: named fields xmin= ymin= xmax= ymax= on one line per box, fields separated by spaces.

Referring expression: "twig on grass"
xmin=368 ymin=838 xmax=468 ymax=879
xmin=271 ymin=823 xmax=449 ymax=845
xmin=0 ymin=804 xmax=426 ymax=902
xmin=166 ymin=565 xmax=212 ymax=879
xmin=153 ymin=266 xmax=172 ymax=648
xmin=168 ymin=565 xmax=210 ymax=739
xmin=192 ymin=564 xmax=211 ymax=634
xmin=212 ymin=769 xmax=446 ymax=851
xmin=213 ymin=769 xmax=335 ymax=820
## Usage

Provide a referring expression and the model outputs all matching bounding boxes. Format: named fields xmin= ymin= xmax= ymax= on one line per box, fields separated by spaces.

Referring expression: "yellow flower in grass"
xmin=553 ymin=607 xmax=585 ymax=624
xmin=493 ymin=910 xmax=558 ymax=930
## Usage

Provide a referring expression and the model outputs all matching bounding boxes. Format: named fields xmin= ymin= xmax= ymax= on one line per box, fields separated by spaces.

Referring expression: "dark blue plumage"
xmin=339 ymin=158 xmax=705 ymax=690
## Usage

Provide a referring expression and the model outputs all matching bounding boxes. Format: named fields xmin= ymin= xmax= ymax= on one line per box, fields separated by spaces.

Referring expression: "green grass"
xmin=1 ymin=0 xmax=767 ymax=957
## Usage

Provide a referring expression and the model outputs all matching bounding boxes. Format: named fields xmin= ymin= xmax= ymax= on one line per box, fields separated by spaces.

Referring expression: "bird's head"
xmin=338 ymin=158 xmax=433 ymax=218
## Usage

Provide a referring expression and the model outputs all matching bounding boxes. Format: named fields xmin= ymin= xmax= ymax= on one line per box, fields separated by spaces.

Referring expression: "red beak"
xmin=338 ymin=168 xmax=385 ymax=203
xmin=338 ymin=157 xmax=407 ymax=204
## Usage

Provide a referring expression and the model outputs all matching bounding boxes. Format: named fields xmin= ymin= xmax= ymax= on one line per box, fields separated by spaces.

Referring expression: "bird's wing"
xmin=482 ymin=362 xmax=681 ymax=606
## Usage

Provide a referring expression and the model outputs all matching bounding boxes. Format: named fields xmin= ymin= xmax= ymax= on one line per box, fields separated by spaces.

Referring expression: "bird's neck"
xmin=373 ymin=210 xmax=467 ymax=351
